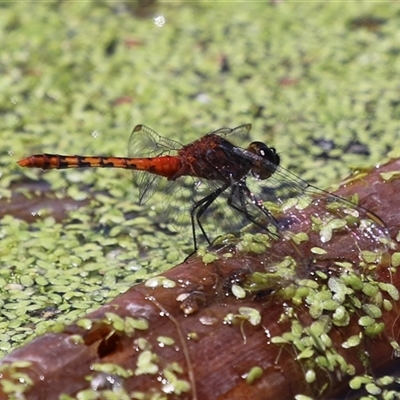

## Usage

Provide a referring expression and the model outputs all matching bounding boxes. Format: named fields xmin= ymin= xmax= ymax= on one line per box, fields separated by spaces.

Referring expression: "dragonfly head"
xmin=247 ymin=141 xmax=280 ymax=180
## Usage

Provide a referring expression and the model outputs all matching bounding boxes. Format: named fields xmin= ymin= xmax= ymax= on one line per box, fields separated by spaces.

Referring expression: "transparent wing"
xmin=211 ymin=124 xmax=252 ymax=142
xmin=128 ymin=125 xmax=183 ymax=204
xmin=232 ymin=146 xmax=390 ymax=260
xmin=128 ymin=125 xmax=183 ymax=157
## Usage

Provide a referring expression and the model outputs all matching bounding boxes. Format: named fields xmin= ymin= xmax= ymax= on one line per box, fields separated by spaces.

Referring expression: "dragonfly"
xmin=18 ymin=124 xmax=389 ymax=259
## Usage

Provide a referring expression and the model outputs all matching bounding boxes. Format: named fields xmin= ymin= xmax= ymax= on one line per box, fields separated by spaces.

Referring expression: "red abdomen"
xmin=18 ymin=154 xmax=183 ymax=179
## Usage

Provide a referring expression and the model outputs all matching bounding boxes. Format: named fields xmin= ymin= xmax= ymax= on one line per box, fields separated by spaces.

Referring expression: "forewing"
xmin=237 ymin=146 xmax=390 ymax=258
xmin=212 ymin=124 xmax=252 ymax=142
xmin=128 ymin=125 xmax=182 ymax=158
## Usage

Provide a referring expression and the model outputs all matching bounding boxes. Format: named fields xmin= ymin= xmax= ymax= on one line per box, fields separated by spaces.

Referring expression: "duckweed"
xmin=243 ymin=366 xmax=263 ymax=385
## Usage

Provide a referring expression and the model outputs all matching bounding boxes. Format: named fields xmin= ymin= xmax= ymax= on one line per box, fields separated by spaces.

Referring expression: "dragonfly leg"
xmin=190 ymin=184 xmax=229 ymax=250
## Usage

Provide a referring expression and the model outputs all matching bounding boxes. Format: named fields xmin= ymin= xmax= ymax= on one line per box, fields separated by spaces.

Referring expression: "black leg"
xmin=190 ymin=183 xmax=229 ymax=250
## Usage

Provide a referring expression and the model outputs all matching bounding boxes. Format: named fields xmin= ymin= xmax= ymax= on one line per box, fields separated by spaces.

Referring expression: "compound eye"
xmin=247 ymin=141 xmax=280 ymax=180
xmin=248 ymin=141 xmax=280 ymax=166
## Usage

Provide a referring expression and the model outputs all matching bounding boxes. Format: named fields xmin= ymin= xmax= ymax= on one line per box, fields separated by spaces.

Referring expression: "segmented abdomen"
xmin=18 ymin=154 xmax=183 ymax=178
